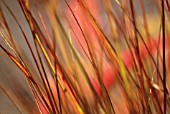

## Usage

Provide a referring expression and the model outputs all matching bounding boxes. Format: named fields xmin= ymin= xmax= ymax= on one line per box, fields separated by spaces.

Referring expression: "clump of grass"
xmin=0 ymin=0 xmax=170 ymax=114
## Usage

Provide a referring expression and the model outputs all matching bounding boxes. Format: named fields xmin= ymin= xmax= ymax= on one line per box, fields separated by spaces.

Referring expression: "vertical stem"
xmin=162 ymin=0 xmax=166 ymax=113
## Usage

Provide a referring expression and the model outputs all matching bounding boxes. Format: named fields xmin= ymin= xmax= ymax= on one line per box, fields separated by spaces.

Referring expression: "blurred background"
xmin=0 ymin=0 xmax=169 ymax=114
